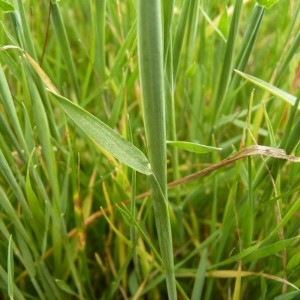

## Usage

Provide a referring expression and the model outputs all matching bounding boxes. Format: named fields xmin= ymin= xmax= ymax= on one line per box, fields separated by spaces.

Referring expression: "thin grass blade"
xmin=7 ymin=235 xmax=14 ymax=300
xmin=50 ymin=1 xmax=80 ymax=98
xmin=167 ymin=141 xmax=222 ymax=154
xmin=191 ymin=248 xmax=208 ymax=300
xmin=235 ymin=69 xmax=297 ymax=106
xmin=213 ymin=0 xmax=243 ymax=121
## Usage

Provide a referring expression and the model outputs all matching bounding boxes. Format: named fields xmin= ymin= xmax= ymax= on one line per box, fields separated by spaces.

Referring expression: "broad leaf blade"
xmin=51 ymin=93 xmax=152 ymax=175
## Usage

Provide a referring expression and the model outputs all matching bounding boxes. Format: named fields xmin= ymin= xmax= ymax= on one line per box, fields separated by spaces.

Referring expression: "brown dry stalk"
xmin=14 ymin=51 xmax=299 ymax=273
xmin=79 ymin=145 xmax=300 ymax=235
xmin=168 ymin=145 xmax=300 ymax=187
xmin=19 ymin=144 xmax=300 ymax=282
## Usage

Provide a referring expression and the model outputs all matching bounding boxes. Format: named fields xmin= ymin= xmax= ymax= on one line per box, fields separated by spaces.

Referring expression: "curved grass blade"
xmin=50 ymin=92 xmax=151 ymax=176
xmin=234 ymin=69 xmax=297 ymax=107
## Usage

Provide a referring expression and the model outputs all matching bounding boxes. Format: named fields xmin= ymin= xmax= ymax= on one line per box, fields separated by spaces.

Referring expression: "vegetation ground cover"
xmin=0 ymin=0 xmax=300 ymax=299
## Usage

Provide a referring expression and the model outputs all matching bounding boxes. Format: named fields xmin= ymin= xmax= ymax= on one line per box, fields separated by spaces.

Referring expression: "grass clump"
xmin=0 ymin=0 xmax=300 ymax=299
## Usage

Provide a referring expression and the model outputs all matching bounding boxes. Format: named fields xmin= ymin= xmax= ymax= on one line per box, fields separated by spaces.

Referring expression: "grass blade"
xmin=93 ymin=0 xmax=106 ymax=81
xmin=12 ymin=0 xmax=37 ymax=59
xmin=137 ymin=1 xmax=176 ymax=298
xmin=7 ymin=235 xmax=14 ymax=299
xmin=50 ymin=92 xmax=151 ymax=175
xmin=235 ymin=69 xmax=298 ymax=106
xmin=0 ymin=0 xmax=14 ymax=12
xmin=50 ymin=1 xmax=80 ymax=98
xmin=167 ymin=141 xmax=222 ymax=154
xmin=191 ymin=248 xmax=208 ymax=300
xmin=213 ymin=0 xmax=243 ymax=121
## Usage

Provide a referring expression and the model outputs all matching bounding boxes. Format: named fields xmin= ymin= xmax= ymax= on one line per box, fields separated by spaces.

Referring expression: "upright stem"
xmin=137 ymin=2 xmax=167 ymax=192
xmin=137 ymin=1 xmax=177 ymax=298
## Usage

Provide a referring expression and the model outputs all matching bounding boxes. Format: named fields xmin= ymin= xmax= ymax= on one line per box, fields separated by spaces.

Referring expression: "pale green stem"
xmin=137 ymin=1 xmax=177 ymax=298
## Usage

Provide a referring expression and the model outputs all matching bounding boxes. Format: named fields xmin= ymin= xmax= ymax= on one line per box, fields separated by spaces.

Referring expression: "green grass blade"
xmin=191 ymin=248 xmax=208 ymax=300
xmin=116 ymin=203 xmax=161 ymax=260
xmin=251 ymin=97 xmax=300 ymax=193
xmin=110 ymin=21 xmax=136 ymax=76
xmin=228 ymin=4 xmax=265 ymax=111
xmin=0 ymin=149 xmax=31 ymax=217
xmin=12 ymin=0 xmax=37 ymax=59
xmin=280 ymin=97 xmax=300 ymax=152
xmin=235 ymin=69 xmax=298 ymax=106
xmin=7 ymin=235 xmax=14 ymax=299
xmin=93 ymin=0 xmax=106 ymax=81
xmin=0 ymin=62 xmax=28 ymax=155
xmin=0 ymin=265 xmax=25 ymax=300
xmin=55 ymin=279 xmax=78 ymax=297
xmin=240 ymin=158 xmax=254 ymax=248
xmin=50 ymin=1 xmax=80 ymax=98
xmin=257 ymin=0 xmax=279 ymax=9
xmin=286 ymin=118 xmax=300 ymax=155
xmin=50 ymin=92 xmax=151 ymax=175
xmin=106 ymin=238 xmax=145 ymax=299
xmin=137 ymin=1 xmax=176 ymax=298
xmin=210 ymin=236 xmax=300 ymax=269
xmin=185 ymin=0 xmax=201 ymax=65
xmin=148 ymin=174 xmax=176 ymax=298
xmin=23 ymin=63 xmax=60 ymax=200
xmin=137 ymin=1 xmax=167 ymax=186
xmin=173 ymin=0 xmax=191 ymax=80
xmin=1 ymin=1 xmax=299 ymax=298
xmin=25 ymin=150 xmax=46 ymax=241
xmin=167 ymin=141 xmax=222 ymax=154
xmin=213 ymin=0 xmax=243 ymax=121
xmin=162 ymin=0 xmax=174 ymax=60
xmin=0 ymin=0 xmax=14 ymax=12
xmin=275 ymin=291 xmax=300 ymax=300
xmin=242 ymin=237 xmax=300 ymax=264
xmin=200 ymin=6 xmax=227 ymax=42
xmin=276 ymin=30 xmax=300 ymax=85
xmin=234 ymin=4 xmax=265 ymax=74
